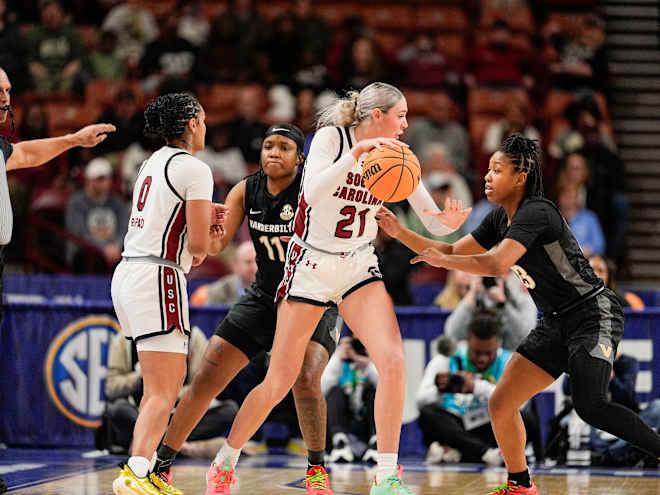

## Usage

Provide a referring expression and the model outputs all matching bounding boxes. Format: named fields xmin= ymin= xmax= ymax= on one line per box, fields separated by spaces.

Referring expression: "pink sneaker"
xmin=206 ymin=458 xmax=237 ymax=494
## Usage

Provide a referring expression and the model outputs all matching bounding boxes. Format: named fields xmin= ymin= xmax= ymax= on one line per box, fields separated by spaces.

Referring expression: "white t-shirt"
xmin=122 ymin=146 xmax=213 ymax=273
xmin=294 ymin=126 xmax=454 ymax=253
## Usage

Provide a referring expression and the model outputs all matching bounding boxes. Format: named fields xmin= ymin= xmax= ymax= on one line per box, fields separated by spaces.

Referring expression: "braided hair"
xmin=143 ymin=93 xmax=201 ymax=142
xmin=498 ymin=133 xmax=544 ymax=198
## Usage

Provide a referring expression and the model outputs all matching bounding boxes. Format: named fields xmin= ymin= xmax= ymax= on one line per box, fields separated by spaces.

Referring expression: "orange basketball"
xmin=362 ymin=145 xmax=421 ymax=202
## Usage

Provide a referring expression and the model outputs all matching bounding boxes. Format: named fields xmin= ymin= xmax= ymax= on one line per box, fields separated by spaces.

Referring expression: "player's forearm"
xmin=10 ymin=134 xmax=81 ymax=169
xmin=436 ymin=252 xmax=505 ymax=276
xmin=395 ymin=226 xmax=452 ymax=255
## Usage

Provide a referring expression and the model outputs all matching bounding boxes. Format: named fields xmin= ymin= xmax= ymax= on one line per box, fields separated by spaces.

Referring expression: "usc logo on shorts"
xmin=44 ymin=316 xmax=121 ymax=428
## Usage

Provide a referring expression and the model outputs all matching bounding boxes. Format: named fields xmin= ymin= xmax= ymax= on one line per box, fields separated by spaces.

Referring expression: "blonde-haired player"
xmin=111 ymin=93 xmax=225 ymax=495
xmin=205 ymin=82 xmax=471 ymax=495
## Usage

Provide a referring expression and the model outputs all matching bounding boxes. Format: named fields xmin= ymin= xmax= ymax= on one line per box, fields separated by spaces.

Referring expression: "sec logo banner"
xmin=44 ymin=315 xmax=121 ymax=428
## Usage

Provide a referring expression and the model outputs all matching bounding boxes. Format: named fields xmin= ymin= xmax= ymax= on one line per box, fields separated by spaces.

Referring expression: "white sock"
xmin=375 ymin=453 xmax=398 ymax=485
xmin=127 ymin=456 xmax=151 ymax=478
xmin=214 ymin=443 xmax=242 ymax=469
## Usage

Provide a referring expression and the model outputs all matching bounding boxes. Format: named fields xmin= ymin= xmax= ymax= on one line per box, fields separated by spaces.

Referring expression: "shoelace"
xmin=306 ymin=471 xmax=329 ymax=490
xmin=211 ymin=467 xmax=235 ymax=489
xmin=384 ymin=474 xmax=411 ymax=492
xmin=488 ymin=484 xmax=513 ymax=494
xmin=155 ymin=470 xmax=174 ymax=487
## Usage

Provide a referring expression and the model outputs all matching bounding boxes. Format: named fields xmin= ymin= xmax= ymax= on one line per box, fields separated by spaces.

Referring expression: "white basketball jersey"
xmin=122 ymin=146 xmax=213 ymax=273
xmin=294 ymin=126 xmax=383 ymax=253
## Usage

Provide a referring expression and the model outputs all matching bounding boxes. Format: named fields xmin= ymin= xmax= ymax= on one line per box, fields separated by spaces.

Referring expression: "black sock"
xmin=308 ymin=449 xmax=325 ymax=469
xmin=508 ymin=470 xmax=531 ymax=488
xmin=153 ymin=444 xmax=179 ymax=474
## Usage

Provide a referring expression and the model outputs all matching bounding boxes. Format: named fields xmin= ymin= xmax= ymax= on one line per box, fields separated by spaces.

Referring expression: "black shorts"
xmin=215 ymin=284 xmax=340 ymax=361
xmin=517 ymin=288 xmax=624 ymax=379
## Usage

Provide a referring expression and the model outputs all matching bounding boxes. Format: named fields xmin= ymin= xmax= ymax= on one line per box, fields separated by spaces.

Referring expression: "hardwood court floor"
xmin=4 ymin=451 xmax=660 ymax=495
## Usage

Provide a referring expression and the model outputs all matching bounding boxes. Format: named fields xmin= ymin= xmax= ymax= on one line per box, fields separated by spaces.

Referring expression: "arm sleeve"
xmin=303 ymin=126 xmax=357 ymax=205
xmin=470 ymin=207 xmax=501 ymax=250
xmin=504 ymin=202 xmax=548 ymax=248
xmin=443 ymin=299 xmax=474 ymax=342
xmin=406 ymin=180 xmax=457 ymax=236
xmin=416 ymin=355 xmax=449 ymax=407
xmin=168 ymin=155 xmax=214 ymax=201
xmin=321 ymin=352 xmax=344 ymax=396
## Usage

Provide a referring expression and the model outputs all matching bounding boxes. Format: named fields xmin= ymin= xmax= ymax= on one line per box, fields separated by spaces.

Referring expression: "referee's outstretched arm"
xmin=7 ymin=123 xmax=116 ymax=171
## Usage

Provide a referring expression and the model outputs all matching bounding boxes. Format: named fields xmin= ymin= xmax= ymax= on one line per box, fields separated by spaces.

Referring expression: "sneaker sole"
xmin=113 ymin=475 xmax=157 ymax=495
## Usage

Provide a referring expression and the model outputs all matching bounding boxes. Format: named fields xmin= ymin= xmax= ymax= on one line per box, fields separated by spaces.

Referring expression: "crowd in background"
xmin=0 ymin=0 xmax=628 ymax=302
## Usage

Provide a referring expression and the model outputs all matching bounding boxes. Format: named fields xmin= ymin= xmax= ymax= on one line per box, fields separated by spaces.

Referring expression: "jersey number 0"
xmin=136 ymin=176 xmax=152 ymax=211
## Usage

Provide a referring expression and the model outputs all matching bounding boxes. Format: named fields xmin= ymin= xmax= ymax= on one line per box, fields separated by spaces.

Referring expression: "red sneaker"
xmin=305 ymin=466 xmax=333 ymax=495
xmin=487 ymin=482 xmax=539 ymax=494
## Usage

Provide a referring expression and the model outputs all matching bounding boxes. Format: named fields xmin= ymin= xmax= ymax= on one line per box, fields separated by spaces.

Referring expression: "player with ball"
xmin=203 ymin=82 xmax=470 ymax=495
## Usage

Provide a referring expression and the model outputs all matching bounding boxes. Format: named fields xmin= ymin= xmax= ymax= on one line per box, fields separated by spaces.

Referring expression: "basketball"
xmin=362 ymin=145 xmax=421 ymax=202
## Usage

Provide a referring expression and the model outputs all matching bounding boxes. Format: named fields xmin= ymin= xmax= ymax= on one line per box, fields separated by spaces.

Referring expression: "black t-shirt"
xmin=245 ymin=171 xmax=300 ymax=297
xmin=0 ymin=136 xmax=12 ymax=161
xmin=471 ymin=197 xmax=603 ymax=314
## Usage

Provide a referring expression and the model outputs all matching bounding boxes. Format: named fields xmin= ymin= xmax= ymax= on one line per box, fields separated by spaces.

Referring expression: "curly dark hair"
xmin=143 ymin=93 xmax=201 ymax=142
xmin=467 ymin=310 xmax=502 ymax=341
xmin=499 ymin=133 xmax=544 ymax=198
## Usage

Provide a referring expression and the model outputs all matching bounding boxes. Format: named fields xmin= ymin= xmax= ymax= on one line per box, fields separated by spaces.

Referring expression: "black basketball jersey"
xmin=244 ymin=171 xmax=301 ymax=297
xmin=471 ymin=197 xmax=603 ymax=314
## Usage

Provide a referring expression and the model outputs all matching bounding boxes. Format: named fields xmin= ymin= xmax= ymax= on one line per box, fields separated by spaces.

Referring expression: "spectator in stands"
xmin=119 ymin=132 xmax=161 ymax=199
xmin=433 ymin=270 xmax=473 ymax=310
xmin=267 ymin=12 xmax=301 ymax=87
xmin=482 ymin=98 xmax=540 ymax=155
xmin=191 ymin=241 xmax=257 ymax=306
xmin=322 ymin=335 xmax=378 ymax=463
xmin=65 ymin=157 xmax=128 ymax=273
xmin=338 ymin=36 xmax=388 ymax=91
xmin=104 ymin=327 xmax=238 ymax=455
xmin=397 ymin=32 xmax=462 ymax=89
xmin=195 ymin=123 xmax=247 ymax=190
xmin=226 ymin=84 xmax=270 ymax=167
xmin=176 ymin=0 xmax=210 ymax=48
xmin=558 ymin=185 xmax=605 ymax=257
xmin=95 ymin=87 xmax=143 ymax=155
xmin=293 ymin=88 xmax=318 ymax=141
xmin=416 ymin=312 xmax=512 ymax=466
xmin=293 ymin=48 xmax=329 ymax=95
xmin=549 ymin=14 xmax=609 ymax=94
xmin=466 ymin=19 xmax=534 ymax=88
xmin=404 ymin=90 xmax=469 ymax=174
xmin=553 ymin=151 xmax=589 ymax=207
xmin=141 ymin=12 xmax=199 ymax=94
xmin=26 ymin=0 xmax=86 ymax=92
xmin=325 ymin=15 xmax=367 ymax=86
xmin=86 ymin=30 xmax=126 ymax=81
xmin=444 ymin=274 xmax=537 ymax=351
xmin=588 ymin=255 xmax=645 ymax=311
xmin=293 ymin=0 xmax=332 ymax=61
xmin=102 ymin=0 xmax=158 ymax=73
xmin=421 ymin=148 xmax=473 ymax=208
xmin=0 ymin=0 xmax=29 ymax=95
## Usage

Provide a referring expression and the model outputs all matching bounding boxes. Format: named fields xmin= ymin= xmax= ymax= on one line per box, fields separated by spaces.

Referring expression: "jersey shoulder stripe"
xmin=333 ymin=126 xmax=344 ymax=163
xmin=343 ymin=126 xmax=353 ymax=148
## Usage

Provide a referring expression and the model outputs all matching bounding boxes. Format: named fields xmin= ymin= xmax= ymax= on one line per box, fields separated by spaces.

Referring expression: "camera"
xmin=438 ymin=373 xmax=465 ymax=394
xmin=482 ymin=276 xmax=497 ymax=288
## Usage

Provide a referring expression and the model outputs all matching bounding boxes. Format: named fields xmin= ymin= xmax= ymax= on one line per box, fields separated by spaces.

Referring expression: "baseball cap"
xmin=85 ymin=158 xmax=112 ymax=180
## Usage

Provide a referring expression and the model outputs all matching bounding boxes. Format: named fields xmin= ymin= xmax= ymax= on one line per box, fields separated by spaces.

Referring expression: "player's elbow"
xmin=492 ymin=257 xmax=511 ymax=277
xmin=188 ymin=238 xmax=209 ymax=258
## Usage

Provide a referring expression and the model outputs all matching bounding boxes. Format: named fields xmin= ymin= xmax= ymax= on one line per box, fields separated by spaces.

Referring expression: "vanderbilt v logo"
xmin=599 ymin=343 xmax=613 ymax=358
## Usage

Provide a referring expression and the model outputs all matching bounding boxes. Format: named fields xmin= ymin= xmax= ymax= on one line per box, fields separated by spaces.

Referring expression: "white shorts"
xmin=111 ymin=259 xmax=190 ymax=354
xmin=275 ymin=240 xmax=383 ymax=306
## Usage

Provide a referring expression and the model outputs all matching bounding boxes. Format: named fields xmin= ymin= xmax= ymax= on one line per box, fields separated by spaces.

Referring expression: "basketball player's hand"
xmin=352 ymin=137 xmax=408 ymax=159
xmin=209 ymin=223 xmax=224 ymax=239
xmin=411 ymin=247 xmax=447 ymax=267
xmin=192 ymin=255 xmax=206 ymax=267
xmin=424 ymin=197 xmax=472 ymax=231
xmin=211 ymin=203 xmax=229 ymax=224
xmin=72 ymin=123 xmax=117 ymax=147
xmin=375 ymin=207 xmax=403 ymax=238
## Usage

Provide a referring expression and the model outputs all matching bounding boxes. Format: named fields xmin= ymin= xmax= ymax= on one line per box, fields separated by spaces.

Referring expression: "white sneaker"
xmin=362 ymin=435 xmax=377 ymax=464
xmin=481 ymin=447 xmax=503 ymax=466
xmin=442 ymin=447 xmax=462 ymax=463
xmin=329 ymin=433 xmax=354 ymax=463
xmin=425 ymin=442 xmax=462 ymax=464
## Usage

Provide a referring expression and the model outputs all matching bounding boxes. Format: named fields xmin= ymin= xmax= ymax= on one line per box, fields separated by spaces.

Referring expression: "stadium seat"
xmin=435 ymin=32 xmax=465 ymax=59
xmin=414 ymin=6 xmax=468 ymax=32
xmin=360 ymin=5 xmax=414 ymax=30
xmin=85 ymin=79 xmax=145 ymax=109
xmin=403 ymin=89 xmax=436 ymax=117
xmin=257 ymin=1 xmax=291 ymax=20
xmin=479 ymin=4 xmax=535 ymax=35
xmin=374 ymin=30 xmax=407 ymax=58
xmin=140 ymin=0 xmax=176 ymax=18
xmin=314 ymin=3 xmax=358 ymax=27
xmin=196 ymin=83 xmax=243 ymax=125
xmin=467 ymin=87 xmax=530 ymax=117
xmin=45 ymin=102 xmax=102 ymax=136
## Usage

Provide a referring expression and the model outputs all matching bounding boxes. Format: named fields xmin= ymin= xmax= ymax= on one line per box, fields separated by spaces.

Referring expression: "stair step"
xmin=612 ymin=105 xmax=660 ymax=118
xmin=626 ymin=192 xmax=660 ymax=204
xmin=612 ymin=93 xmax=660 ymax=105
xmin=616 ymin=134 xmax=660 ymax=147
xmin=624 ymin=160 xmax=660 ymax=174
xmin=621 ymin=149 xmax=660 ymax=162
xmin=606 ymin=34 xmax=660 ymax=47
xmin=610 ymin=62 xmax=660 ymax=76
xmin=607 ymin=19 xmax=659 ymax=33
xmin=602 ymin=0 xmax=660 ymax=4
xmin=628 ymin=249 xmax=660 ymax=262
xmin=627 ymin=236 xmax=660 ymax=248
xmin=629 ymin=220 xmax=660 ymax=232
xmin=608 ymin=50 xmax=660 ymax=62
xmin=611 ymin=77 xmax=660 ymax=90
xmin=626 ymin=177 xmax=660 ymax=190
xmin=630 ymin=210 xmax=660 ymax=221
xmin=602 ymin=5 xmax=658 ymax=17
xmin=629 ymin=265 xmax=660 ymax=279
xmin=614 ymin=120 xmax=660 ymax=132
